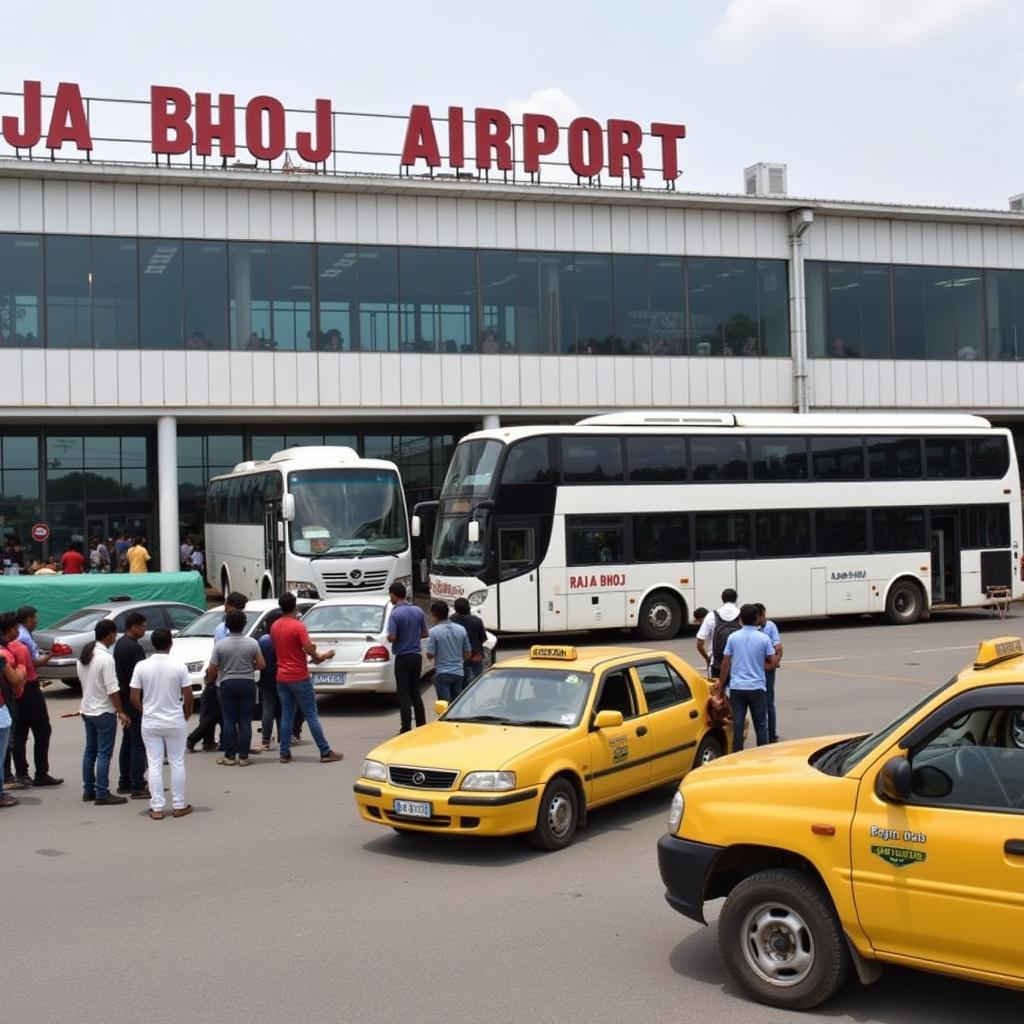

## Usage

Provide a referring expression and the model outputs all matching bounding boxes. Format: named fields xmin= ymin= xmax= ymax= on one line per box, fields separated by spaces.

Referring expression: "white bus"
xmin=206 ymin=446 xmax=412 ymax=601
xmin=417 ymin=412 xmax=1022 ymax=637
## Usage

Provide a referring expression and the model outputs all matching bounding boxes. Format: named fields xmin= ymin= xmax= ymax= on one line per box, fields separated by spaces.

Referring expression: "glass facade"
xmin=0 ymin=231 xmax=789 ymax=356
xmin=808 ymin=260 xmax=1024 ymax=360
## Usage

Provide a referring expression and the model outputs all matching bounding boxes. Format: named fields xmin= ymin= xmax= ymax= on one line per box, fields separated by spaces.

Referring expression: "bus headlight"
xmin=667 ymin=790 xmax=684 ymax=833
xmin=287 ymin=581 xmax=320 ymax=599
xmin=462 ymin=771 xmax=516 ymax=791
xmin=361 ymin=759 xmax=387 ymax=782
xmin=468 ymin=590 xmax=487 ymax=607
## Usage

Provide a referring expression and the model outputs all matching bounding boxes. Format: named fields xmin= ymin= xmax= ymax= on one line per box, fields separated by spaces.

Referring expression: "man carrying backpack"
xmin=695 ymin=588 xmax=741 ymax=679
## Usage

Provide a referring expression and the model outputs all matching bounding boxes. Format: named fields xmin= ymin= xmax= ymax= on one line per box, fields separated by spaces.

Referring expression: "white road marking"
xmin=786 ymin=656 xmax=850 ymax=664
xmin=910 ymin=645 xmax=977 ymax=654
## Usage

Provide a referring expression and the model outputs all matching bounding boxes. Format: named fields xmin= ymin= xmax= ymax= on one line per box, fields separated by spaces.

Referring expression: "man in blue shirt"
xmin=755 ymin=602 xmax=783 ymax=743
xmin=426 ymin=600 xmax=470 ymax=702
xmin=386 ymin=582 xmax=429 ymax=733
xmin=719 ymin=604 xmax=779 ymax=751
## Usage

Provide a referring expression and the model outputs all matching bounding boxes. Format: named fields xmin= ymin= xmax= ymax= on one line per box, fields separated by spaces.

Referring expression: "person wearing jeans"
xmin=77 ymin=619 xmax=131 ymax=804
xmin=0 ymin=615 xmax=28 ymax=808
xmin=426 ymin=600 xmax=470 ymax=703
xmin=269 ymin=592 xmax=342 ymax=764
xmin=755 ymin=603 xmax=783 ymax=743
xmin=207 ymin=609 xmax=264 ymax=766
xmin=386 ymin=581 xmax=429 ymax=732
xmin=718 ymin=603 xmax=779 ymax=753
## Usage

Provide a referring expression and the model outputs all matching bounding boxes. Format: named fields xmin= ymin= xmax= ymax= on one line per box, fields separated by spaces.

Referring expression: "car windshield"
xmin=302 ymin=604 xmax=386 ymax=634
xmin=178 ymin=609 xmax=262 ymax=638
xmin=444 ymin=667 xmax=594 ymax=727
xmin=49 ymin=608 xmax=109 ymax=631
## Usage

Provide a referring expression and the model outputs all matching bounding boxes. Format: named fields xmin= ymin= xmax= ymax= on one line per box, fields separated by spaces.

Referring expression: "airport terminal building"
xmin=3 ymin=81 xmax=1024 ymax=570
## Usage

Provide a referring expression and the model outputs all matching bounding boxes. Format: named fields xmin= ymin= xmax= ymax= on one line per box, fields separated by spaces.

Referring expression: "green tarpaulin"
xmin=0 ymin=572 xmax=207 ymax=629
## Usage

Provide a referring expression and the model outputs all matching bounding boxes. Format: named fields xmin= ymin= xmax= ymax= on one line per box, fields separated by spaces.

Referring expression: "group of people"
xmin=178 ymin=536 xmax=205 ymax=576
xmin=1 ymin=534 xmax=152 ymax=576
xmin=694 ymin=589 xmax=783 ymax=753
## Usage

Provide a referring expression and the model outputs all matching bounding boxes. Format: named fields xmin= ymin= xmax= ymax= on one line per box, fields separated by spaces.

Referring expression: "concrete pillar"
xmin=157 ymin=416 xmax=179 ymax=573
xmin=482 ymin=414 xmax=500 ymax=430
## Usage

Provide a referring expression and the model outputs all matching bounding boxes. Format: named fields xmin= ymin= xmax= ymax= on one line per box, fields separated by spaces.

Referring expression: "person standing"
xmin=113 ymin=611 xmax=149 ymax=798
xmin=270 ymin=592 xmax=342 ymax=764
xmin=61 ymin=540 xmax=87 ymax=575
xmin=257 ymin=609 xmax=281 ymax=751
xmin=114 ymin=533 xmax=131 ymax=573
xmin=89 ymin=537 xmax=110 ymax=573
xmin=386 ymin=581 xmax=429 ymax=733
xmin=450 ymin=597 xmax=488 ymax=691
xmin=179 ymin=536 xmax=193 ymax=571
xmin=696 ymin=588 xmax=741 ymax=679
xmin=11 ymin=606 xmax=62 ymax=788
xmin=755 ymin=603 xmax=784 ymax=743
xmin=126 ymin=537 xmax=150 ymax=574
xmin=207 ymin=609 xmax=264 ymax=766
xmin=78 ymin=619 xmax=131 ymax=805
xmin=426 ymin=600 xmax=470 ymax=702
xmin=130 ymin=628 xmax=194 ymax=820
xmin=0 ymin=613 xmax=28 ymax=804
xmin=718 ymin=604 xmax=779 ymax=752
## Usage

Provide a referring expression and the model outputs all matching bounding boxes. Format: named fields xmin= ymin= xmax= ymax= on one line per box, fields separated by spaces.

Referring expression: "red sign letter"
xmin=2 ymin=80 xmax=42 ymax=148
xmin=607 ymin=119 xmax=644 ymax=180
xmin=474 ymin=108 xmax=512 ymax=171
xmin=245 ymin=96 xmax=286 ymax=161
xmin=45 ymin=82 xmax=92 ymax=151
xmin=447 ymin=105 xmax=465 ymax=169
xmin=195 ymin=93 xmax=237 ymax=159
xmin=400 ymin=104 xmax=441 ymax=168
xmin=522 ymin=113 xmax=558 ymax=173
xmin=567 ymin=117 xmax=603 ymax=177
xmin=150 ymin=85 xmax=193 ymax=156
xmin=295 ymin=98 xmax=332 ymax=163
xmin=651 ymin=122 xmax=686 ymax=181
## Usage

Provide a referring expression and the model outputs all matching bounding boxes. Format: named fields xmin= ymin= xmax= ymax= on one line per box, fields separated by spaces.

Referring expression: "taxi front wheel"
xmin=718 ymin=869 xmax=850 ymax=1010
xmin=530 ymin=778 xmax=578 ymax=851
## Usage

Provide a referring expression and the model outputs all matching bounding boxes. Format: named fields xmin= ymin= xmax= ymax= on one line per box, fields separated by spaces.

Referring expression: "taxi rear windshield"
xmin=445 ymin=667 xmax=593 ymax=728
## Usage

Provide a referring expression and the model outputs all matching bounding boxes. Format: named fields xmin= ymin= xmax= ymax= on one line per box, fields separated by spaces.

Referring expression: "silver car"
xmin=36 ymin=600 xmax=204 ymax=687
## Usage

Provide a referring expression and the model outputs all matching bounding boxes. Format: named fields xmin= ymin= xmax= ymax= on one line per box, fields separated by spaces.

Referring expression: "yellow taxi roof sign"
xmin=530 ymin=645 xmax=578 ymax=661
xmin=974 ymin=636 xmax=1024 ymax=670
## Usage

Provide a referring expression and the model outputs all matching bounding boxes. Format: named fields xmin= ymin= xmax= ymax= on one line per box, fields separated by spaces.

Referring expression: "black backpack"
xmin=711 ymin=611 xmax=741 ymax=671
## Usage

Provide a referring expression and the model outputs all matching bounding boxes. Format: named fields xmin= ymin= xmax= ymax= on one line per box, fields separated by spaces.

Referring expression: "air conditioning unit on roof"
xmin=744 ymin=163 xmax=787 ymax=197
xmin=1010 ymin=194 xmax=1024 ymax=212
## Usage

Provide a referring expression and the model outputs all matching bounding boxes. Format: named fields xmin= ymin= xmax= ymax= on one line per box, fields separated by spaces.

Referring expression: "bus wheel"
xmin=885 ymin=579 xmax=923 ymax=625
xmin=638 ymin=592 xmax=682 ymax=641
xmin=261 ymin=579 xmax=272 ymax=600
xmin=220 ymin=571 xmax=230 ymax=603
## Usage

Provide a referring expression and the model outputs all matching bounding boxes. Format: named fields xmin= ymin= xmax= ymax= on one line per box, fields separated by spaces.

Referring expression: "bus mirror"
xmin=468 ymin=520 xmax=480 ymax=544
xmin=411 ymin=514 xmax=421 ymax=538
xmin=281 ymin=494 xmax=295 ymax=522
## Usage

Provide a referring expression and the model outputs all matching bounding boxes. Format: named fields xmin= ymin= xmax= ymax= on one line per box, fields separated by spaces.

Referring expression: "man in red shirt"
xmin=269 ymin=593 xmax=342 ymax=764
xmin=60 ymin=541 xmax=87 ymax=575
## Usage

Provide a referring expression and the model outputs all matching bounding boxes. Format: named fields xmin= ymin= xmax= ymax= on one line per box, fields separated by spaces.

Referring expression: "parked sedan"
xmin=302 ymin=596 xmax=496 ymax=695
xmin=36 ymin=599 xmax=204 ymax=686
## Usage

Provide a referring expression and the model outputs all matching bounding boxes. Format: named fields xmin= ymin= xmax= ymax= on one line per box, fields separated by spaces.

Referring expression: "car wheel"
xmin=718 ymin=869 xmax=850 ymax=1011
xmin=693 ymin=734 xmax=723 ymax=769
xmin=885 ymin=579 xmax=923 ymax=625
xmin=529 ymin=777 xmax=578 ymax=851
xmin=637 ymin=592 xmax=682 ymax=641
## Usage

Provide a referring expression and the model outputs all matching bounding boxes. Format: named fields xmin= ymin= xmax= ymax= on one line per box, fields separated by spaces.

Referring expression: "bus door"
xmin=495 ymin=519 xmax=540 ymax=632
xmin=929 ymin=510 xmax=960 ymax=605
xmin=264 ymin=501 xmax=287 ymax=597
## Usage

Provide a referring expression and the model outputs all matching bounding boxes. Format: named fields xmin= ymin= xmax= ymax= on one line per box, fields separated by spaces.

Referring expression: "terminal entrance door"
xmin=86 ymin=513 xmax=152 ymax=566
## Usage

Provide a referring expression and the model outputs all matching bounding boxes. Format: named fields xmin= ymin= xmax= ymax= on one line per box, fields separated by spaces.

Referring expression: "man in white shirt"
xmin=695 ymin=588 xmax=741 ymax=679
xmin=77 ymin=619 xmax=130 ymax=805
xmin=130 ymin=628 xmax=194 ymax=820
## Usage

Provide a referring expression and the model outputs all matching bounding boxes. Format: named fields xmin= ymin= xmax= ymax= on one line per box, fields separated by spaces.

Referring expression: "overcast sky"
xmin=3 ymin=0 xmax=1020 ymax=209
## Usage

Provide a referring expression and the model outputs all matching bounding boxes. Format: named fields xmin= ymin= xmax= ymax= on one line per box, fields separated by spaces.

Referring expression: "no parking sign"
xmin=30 ymin=523 xmax=50 ymax=543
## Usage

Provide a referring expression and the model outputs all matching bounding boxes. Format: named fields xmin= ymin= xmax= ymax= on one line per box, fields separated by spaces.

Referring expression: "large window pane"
xmin=816 ymin=509 xmax=867 ymax=554
xmin=806 ymin=261 xmax=828 ymax=357
xmin=925 ymin=438 xmax=966 ymax=478
xmin=500 ymin=438 xmax=553 ymax=485
xmin=649 ymin=256 xmax=685 ymax=355
xmin=357 ymin=246 xmax=399 ymax=351
xmin=566 ymin=517 xmax=624 ymax=565
xmin=399 ymin=247 xmax=439 ymax=351
xmin=575 ymin=254 xmax=613 ymax=353
xmin=968 ymin=436 xmax=1010 ymax=478
xmin=687 ymin=257 xmax=757 ymax=356
xmin=612 ymin=254 xmax=648 ymax=354
xmin=3 ymin=435 xmax=39 ymax=469
xmin=270 ymin=243 xmax=313 ymax=351
xmin=756 ymin=510 xmax=811 ymax=556
xmin=695 ymin=512 xmax=750 ymax=557
xmin=479 ymin=250 xmax=540 ymax=354
xmin=183 ymin=241 xmax=227 ymax=350
xmin=690 ymin=437 xmax=747 ymax=481
xmin=627 ymin=436 xmax=688 ymax=482
xmin=92 ymin=238 xmax=138 ymax=349
xmin=893 ymin=266 xmax=926 ymax=359
xmin=634 ymin=513 xmax=689 ymax=561
xmin=0 ymin=234 xmax=42 ymax=346
xmin=826 ymin=263 xmax=862 ymax=357
xmin=824 ymin=262 xmax=891 ymax=357
xmin=317 ymin=244 xmax=357 ymax=351
xmin=560 ymin=437 xmax=623 ymax=483
xmin=867 ymin=437 xmax=922 ymax=479
xmin=952 ymin=270 xmax=984 ymax=361
xmin=139 ymin=239 xmax=184 ymax=348
xmin=687 ymin=258 xmax=722 ymax=355
xmin=811 ymin=436 xmax=864 ymax=480
xmin=750 ymin=436 xmax=808 ymax=480
xmin=872 ymin=508 xmax=927 ymax=551
xmin=923 ymin=267 xmax=956 ymax=359
xmin=985 ymin=269 xmax=1024 ymax=360
xmin=229 ymin=243 xmax=271 ymax=350
xmin=539 ymin=253 xmax=574 ymax=354
xmin=859 ymin=264 xmax=892 ymax=358
xmin=45 ymin=236 xmax=91 ymax=347
xmin=757 ymin=259 xmax=788 ymax=356
xmin=437 ymin=248 xmax=477 ymax=354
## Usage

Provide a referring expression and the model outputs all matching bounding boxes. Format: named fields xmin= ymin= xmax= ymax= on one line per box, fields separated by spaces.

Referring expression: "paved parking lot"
xmin=6 ymin=609 xmax=1024 ymax=1024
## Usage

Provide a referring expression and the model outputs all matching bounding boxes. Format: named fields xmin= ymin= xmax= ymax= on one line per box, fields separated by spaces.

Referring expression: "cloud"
xmin=507 ymin=86 xmax=583 ymax=125
xmin=717 ymin=0 xmax=995 ymax=45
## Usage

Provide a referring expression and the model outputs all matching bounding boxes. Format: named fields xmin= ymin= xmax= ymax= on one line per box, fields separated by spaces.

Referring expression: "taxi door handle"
xmin=1005 ymin=840 xmax=1024 ymax=857
xmin=636 ymin=726 xmax=648 ymax=737
xmin=689 ymin=709 xmax=700 ymax=719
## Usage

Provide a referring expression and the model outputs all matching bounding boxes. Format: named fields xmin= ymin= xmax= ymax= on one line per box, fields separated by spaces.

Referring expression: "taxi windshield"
xmin=445 ymin=667 xmax=594 ymax=727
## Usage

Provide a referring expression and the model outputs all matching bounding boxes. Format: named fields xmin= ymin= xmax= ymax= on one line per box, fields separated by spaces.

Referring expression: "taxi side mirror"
xmin=434 ymin=700 xmax=449 ymax=716
xmin=593 ymin=709 xmax=624 ymax=730
xmin=878 ymin=755 xmax=912 ymax=802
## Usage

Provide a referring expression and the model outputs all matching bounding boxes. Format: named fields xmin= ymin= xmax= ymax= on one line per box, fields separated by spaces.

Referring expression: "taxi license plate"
xmin=312 ymin=672 xmax=346 ymax=686
xmin=393 ymin=799 xmax=432 ymax=819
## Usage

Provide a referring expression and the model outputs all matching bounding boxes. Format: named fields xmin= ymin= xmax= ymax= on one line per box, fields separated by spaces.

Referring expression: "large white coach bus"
xmin=206 ymin=446 xmax=412 ymax=601
xmin=416 ymin=412 xmax=1022 ymax=637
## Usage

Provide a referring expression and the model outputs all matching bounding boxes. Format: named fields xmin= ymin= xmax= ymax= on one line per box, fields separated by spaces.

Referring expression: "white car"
xmin=302 ymin=595 xmax=496 ymax=695
xmin=169 ymin=598 xmax=317 ymax=694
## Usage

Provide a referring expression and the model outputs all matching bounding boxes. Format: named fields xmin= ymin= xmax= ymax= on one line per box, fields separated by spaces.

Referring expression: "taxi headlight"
xmin=462 ymin=770 xmax=516 ymax=791
xmin=668 ymin=790 xmax=685 ymax=833
xmin=468 ymin=590 xmax=487 ymax=607
xmin=361 ymin=759 xmax=387 ymax=783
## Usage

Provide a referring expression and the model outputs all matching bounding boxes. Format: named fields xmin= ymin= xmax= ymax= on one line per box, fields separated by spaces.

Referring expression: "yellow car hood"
xmin=368 ymin=721 xmax=566 ymax=771
xmin=690 ymin=734 xmax=854 ymax=782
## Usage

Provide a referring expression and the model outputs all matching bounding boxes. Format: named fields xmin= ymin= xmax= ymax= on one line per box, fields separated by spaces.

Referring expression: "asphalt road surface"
xmin=6 ymin=609 xmax=1024 ymax=1024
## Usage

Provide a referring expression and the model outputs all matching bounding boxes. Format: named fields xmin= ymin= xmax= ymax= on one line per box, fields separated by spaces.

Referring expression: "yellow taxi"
xmin=353 ymin=645 xmax=726 ymax=850
xmin=657 ymin=636 xmax=1024 ymax=1010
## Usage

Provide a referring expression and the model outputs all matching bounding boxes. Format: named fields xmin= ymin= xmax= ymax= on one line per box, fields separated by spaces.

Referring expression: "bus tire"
xmin=885 ymin=578 xmax=924 ymax=625
xmin=261 ymin=578 xmax=272 ymax=600
xmin=220 ymin=569 xmax=230 ymax=603
xmin=637 ymin=591 xmax=683 ymax=641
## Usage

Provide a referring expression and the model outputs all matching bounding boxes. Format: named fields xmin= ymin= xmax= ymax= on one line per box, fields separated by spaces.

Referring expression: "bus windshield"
xmin=440 ymin=439 xmax=503 ymax=498
xmin=432 ymin=509 xmax=489 ymax=572
xmin=288 ymin=468 xmax=408 ymax=558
